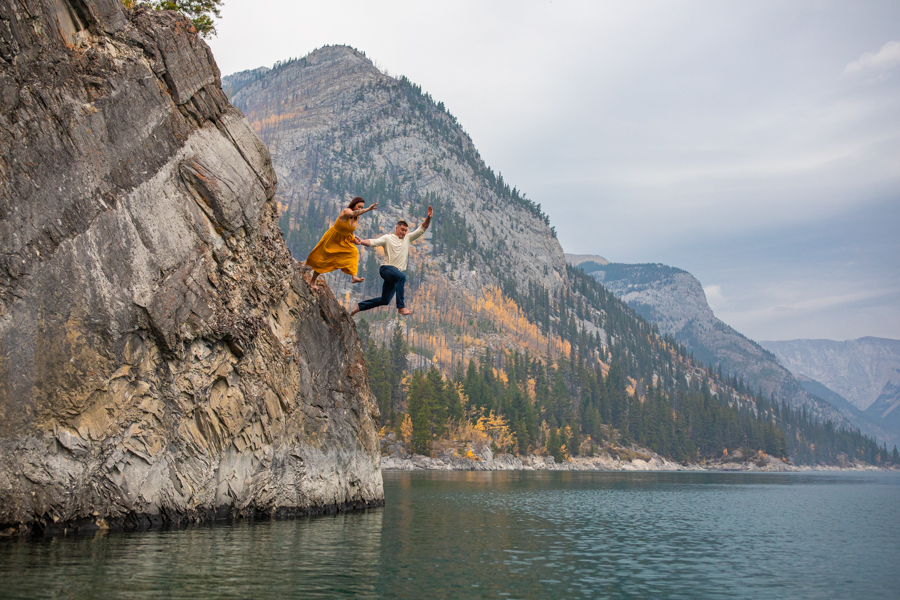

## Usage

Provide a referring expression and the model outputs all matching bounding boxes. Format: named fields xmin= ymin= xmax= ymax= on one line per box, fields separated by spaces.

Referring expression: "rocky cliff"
xmin=0 ymin=1 xmax=382 ymax=535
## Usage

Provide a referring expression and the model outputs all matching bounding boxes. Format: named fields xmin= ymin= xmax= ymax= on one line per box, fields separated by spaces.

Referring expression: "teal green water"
xmin=1 ymin=471 xmax=898 ymax=599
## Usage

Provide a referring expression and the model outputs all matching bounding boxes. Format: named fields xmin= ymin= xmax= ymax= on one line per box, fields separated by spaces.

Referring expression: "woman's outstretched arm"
xmin=339 ymin=202 xmax=378 ymax=221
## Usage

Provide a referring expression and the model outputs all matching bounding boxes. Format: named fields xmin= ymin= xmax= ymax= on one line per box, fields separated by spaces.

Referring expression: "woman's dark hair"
xmin=348 ymin=197 xmax=365 ymax=210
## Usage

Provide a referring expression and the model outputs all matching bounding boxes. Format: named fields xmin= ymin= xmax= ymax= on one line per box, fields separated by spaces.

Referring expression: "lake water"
xmin=1 ymin=471 xmax=898 ymax=599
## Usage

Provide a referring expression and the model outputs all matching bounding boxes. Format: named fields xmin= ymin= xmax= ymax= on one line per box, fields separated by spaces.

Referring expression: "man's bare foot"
xmin=351 ymin=276 xmax=364 ymax=284
xmin=398 ymin=308 xmax=413 ymax=316
xmin=350 ymin=307 xmax=360 ymax=317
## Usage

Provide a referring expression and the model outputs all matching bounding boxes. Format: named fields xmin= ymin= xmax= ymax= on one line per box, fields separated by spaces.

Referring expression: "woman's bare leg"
xmin=309 ymin=271 xmax=321 ymax=290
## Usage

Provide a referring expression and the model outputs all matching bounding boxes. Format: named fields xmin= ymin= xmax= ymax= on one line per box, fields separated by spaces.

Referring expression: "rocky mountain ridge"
xmin=0 ymin=2 xmax=381 ymax=535
xmin=569 ymin=259 xmax=894 ymax=443
xmin=761 ymin=337 xmax=900 ymax=436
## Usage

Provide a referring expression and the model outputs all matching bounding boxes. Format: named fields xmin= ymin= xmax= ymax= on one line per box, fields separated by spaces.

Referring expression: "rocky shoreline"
xmin=382 ymin=452 xmax=896 ymax=473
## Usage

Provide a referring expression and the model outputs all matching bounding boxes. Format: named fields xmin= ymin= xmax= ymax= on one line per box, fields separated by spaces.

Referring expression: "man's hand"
xmin=427 ymin=205 xmax=433 ymax=219
xmin=422 ymin=205 xmax=433 ymax=229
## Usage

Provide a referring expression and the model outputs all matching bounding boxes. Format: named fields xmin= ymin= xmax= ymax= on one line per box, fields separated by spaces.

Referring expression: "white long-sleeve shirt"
xmin=370 ymin=226 xmax=425 ymax=271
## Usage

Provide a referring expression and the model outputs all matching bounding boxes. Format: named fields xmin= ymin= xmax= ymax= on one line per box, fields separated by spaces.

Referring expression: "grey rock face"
xmin=0 ymin=2 xmax=382 ymax=535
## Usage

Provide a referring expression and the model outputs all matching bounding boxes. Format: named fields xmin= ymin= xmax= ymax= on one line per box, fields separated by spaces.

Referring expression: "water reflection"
xmin=374 ymin=471 xmax=900 ymax=599
xmin=1 ymin=471 xmax=898 ymax=600
xmin=1 ymin=510 xmax=384 ymax=600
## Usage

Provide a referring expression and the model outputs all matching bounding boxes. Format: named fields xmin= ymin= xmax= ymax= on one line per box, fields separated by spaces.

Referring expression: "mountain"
xmin=571 ymin=260 xmax=896 ymax=444
xmin=566 ymin=254 xmax=610 ymax=268
xmin=760 ymin=338 xmax=900 ymax=436
xmin=221 ymin=65 xmax=270 ymax=98
xmin=228 ymin=46 xmax=566 ymax=359
xmin=0 ymin=4 xmax=380 ymax=534
xmin=223 ymin=45 xmax=895 ymax=466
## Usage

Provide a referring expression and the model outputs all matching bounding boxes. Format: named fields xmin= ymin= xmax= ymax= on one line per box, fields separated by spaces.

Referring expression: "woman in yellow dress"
xmin=306 ymin=196 xmax=377 ymax=291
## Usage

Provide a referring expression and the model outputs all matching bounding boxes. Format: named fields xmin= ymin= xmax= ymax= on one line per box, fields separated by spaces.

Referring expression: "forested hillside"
xmin=225 ymin=46 xmax=896 ymax=466
xmin=579 ymin=261 xmax=896 ymax=445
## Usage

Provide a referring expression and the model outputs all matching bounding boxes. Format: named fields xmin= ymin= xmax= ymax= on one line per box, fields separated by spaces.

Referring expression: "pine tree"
xmin=408 ymin=371 xmax=433 ymax=455
xmin=547 ymin=427 xmax=563 ymax=463
xmin=388 ymin=323 xmax=408 ymax=424
xmin=140 ymin=1 xmax=223 ymax=38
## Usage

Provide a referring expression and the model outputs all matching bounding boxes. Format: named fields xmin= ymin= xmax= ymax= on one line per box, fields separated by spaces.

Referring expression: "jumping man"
xmin=351 ymin=206 xmax=432 ymax=317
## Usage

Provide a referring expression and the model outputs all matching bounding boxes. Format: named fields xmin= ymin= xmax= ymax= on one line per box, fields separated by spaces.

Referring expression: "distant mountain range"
xmin=569 ymin=258 xmax=897 ymax=444
xmin=760 ymin=338 xmax=900 ymax=437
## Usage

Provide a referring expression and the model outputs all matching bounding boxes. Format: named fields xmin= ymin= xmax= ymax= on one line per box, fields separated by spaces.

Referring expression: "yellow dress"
xmin=305 ymin=216 xmax=359 ymax=276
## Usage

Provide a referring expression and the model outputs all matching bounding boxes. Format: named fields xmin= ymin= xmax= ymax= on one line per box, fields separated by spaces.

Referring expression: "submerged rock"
xmin=0 ymin=1 xmax=382 ymax=535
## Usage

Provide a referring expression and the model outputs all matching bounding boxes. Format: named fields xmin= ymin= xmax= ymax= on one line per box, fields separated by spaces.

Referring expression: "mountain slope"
xmin=572 ymin=260 xmax=895 ymax=444
xmin=229 ymin=46 xmax=567 ymax=365
xmin=761 ymin=338 xmax=900 ymax=437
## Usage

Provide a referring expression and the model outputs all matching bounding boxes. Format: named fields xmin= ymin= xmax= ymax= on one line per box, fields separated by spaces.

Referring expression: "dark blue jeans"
xmin=358 ymin=266 xmax=406 ymax=312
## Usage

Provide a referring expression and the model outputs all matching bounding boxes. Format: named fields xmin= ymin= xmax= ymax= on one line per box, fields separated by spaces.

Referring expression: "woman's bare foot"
xmin=351 ymin=276 xmax=365 ymax=284
xmin=398 ymin=308 xmax=413 ymax=316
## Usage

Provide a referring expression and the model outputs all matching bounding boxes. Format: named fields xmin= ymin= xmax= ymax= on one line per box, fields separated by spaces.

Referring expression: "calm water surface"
xmin=1 ymin=471 xmax=898 ymax=599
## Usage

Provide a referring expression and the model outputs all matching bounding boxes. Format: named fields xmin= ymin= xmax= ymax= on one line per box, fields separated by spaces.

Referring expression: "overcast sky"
xmin=208 ymin=0 xmax=900 ymax=343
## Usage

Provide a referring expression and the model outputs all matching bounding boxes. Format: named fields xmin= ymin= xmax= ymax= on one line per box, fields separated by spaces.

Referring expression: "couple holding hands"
xmin=305 ymin=196 xmax=432 ymax=317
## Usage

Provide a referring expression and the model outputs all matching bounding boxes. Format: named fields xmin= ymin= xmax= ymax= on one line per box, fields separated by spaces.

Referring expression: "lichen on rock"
xmin=0 ymin=0 xmax=382 ymax=535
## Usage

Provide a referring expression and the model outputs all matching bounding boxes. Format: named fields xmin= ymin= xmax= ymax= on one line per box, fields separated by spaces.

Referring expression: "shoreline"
xmin=381 ymin=453 xmax=898 ymax=473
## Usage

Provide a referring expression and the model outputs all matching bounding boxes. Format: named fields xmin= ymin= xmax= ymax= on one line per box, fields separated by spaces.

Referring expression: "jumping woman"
xmin=305 ymin=197 xmax=377 ymax=291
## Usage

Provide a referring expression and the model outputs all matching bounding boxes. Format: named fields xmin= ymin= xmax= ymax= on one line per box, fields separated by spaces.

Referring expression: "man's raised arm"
xmin=409 ymin=206 xmax=433 ymax=241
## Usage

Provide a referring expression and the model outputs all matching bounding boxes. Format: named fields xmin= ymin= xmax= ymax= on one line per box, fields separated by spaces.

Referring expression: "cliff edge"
xmin=0 ymin=1 xmax=382 ymax=535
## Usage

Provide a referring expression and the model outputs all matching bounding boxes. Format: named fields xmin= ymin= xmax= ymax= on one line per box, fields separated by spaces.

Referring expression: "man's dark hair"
xmin=397 ymin=220 xmax=409 ymax=228
xmin=348 ymin=196 xmax=365 ymax=210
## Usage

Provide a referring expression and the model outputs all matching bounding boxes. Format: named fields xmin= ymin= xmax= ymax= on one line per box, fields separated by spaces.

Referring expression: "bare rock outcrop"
xmin=0 ymin=1 xmax=382 ymax=535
